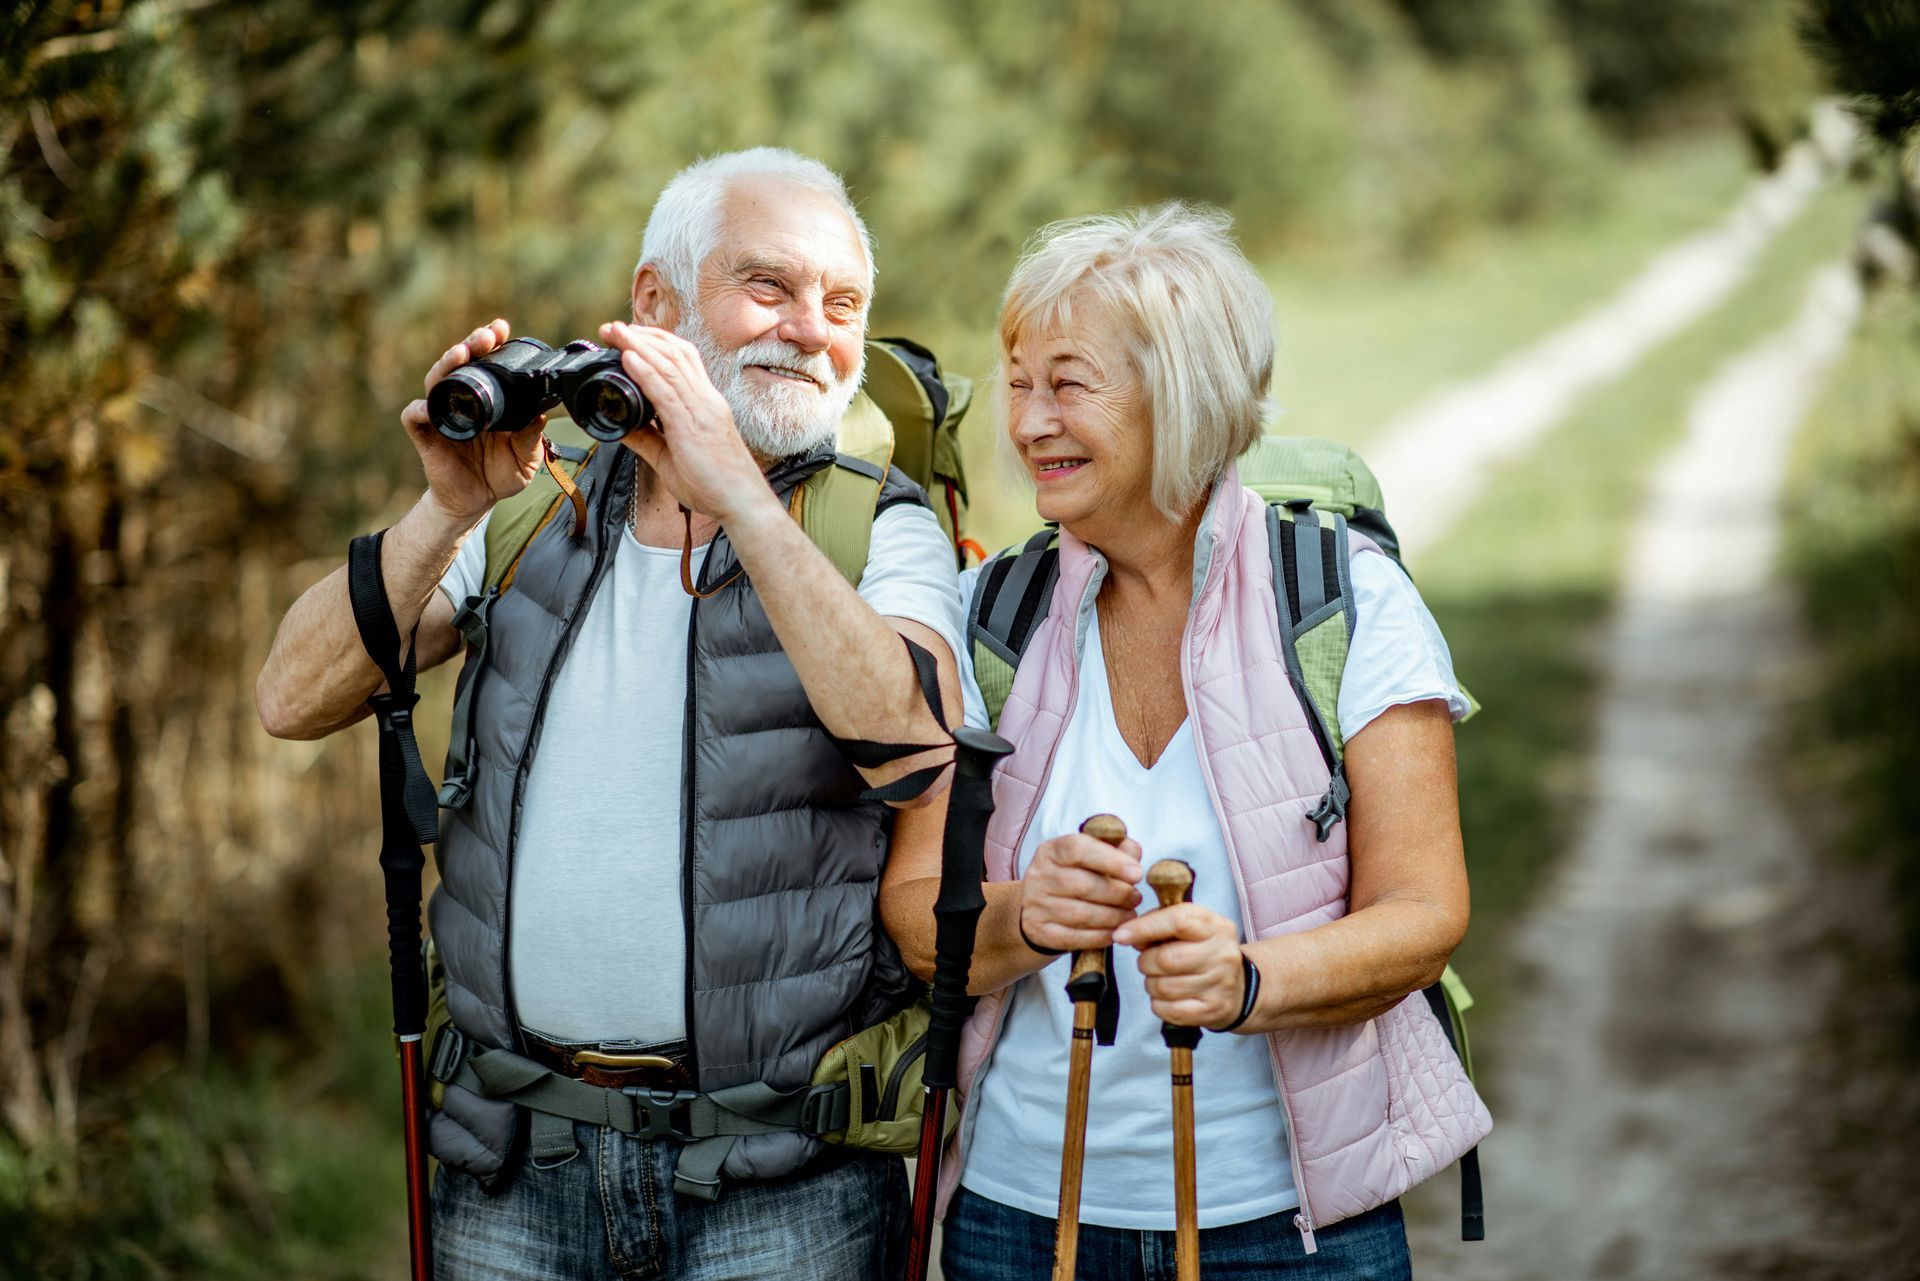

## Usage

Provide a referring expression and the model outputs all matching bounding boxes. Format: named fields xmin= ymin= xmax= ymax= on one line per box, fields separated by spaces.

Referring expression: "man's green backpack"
xmin=968 ymin=434 xmax=1486 ymax=1240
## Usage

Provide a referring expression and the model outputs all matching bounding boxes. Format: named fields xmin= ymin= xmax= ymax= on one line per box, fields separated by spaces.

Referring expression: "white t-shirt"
xmin=956 ymin=548 xmax=1469 ymax=1229
xmin=439 ymin=499 xmax=964 ymax=1045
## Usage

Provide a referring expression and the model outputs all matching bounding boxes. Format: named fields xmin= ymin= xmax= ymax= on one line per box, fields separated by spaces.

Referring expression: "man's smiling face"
xmin=680 ymin=178 xmax=871 ymax=458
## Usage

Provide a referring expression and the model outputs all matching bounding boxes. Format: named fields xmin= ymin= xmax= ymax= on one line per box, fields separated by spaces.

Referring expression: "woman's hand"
xmin=1115 ymin=904 xmax=1246 ymax=1029
xmin=1018 ymin=831 xmax=1144 ymax=956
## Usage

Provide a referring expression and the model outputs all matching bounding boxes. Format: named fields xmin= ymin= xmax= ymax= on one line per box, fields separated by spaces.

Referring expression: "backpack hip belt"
xmin=427 ymin=1024 xmax=855 ymax=1199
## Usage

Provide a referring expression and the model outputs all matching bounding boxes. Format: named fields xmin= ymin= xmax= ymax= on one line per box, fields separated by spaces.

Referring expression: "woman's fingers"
xmin=1112 ymin=901 xmax=1224 ymax=949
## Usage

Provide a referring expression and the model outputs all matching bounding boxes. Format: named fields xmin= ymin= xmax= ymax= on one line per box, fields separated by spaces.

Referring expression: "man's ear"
xmin=631 ymin=264 xmax=681 ymax=330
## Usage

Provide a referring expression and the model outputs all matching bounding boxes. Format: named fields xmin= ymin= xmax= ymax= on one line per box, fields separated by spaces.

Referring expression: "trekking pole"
xmin=905 ymin=726 xmax=1015 ymax=1281
xmin=1146 ymin=859 xmax=1201 ymax=1281
xmin=347 ymin=533 xmax=440 ymax=1281
xmin=1052 ymin=813 xmax=1127 ymax=1281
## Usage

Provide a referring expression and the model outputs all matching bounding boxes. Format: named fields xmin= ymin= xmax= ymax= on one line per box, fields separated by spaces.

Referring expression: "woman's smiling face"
xmin=1003 ymin=292 xmax=1155 ymax=537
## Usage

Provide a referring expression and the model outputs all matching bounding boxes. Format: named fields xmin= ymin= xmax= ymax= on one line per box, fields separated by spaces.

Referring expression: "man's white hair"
xmin=635 ymin=147 xmax=875 ymax=302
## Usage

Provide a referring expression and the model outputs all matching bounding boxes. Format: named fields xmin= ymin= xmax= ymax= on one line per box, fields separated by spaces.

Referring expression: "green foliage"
xmin=1800 ymin=0 xmax=1920 ymax=147
xmin=1553 ymin=0 xmax=1819 ymax=137
xmin=0 ymin=966 xmax=403 ymax=1279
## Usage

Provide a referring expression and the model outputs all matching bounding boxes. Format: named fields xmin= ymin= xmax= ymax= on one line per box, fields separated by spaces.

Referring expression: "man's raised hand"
xmin=401 ymin=318 xmax=549 ymax=527
xmin=597 ymin=321 xmax=778 ymax=527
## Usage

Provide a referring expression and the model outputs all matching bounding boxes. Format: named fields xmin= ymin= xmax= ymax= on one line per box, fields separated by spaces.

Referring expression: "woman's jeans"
xmin=431 ymin=1121 xmax=908 ymax=1281
xmin=941 ymin=1187 xmax=1412 ymax=1281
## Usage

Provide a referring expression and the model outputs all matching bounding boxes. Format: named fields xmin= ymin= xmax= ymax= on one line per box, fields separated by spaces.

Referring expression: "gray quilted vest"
xmin=427 ymin=442 xmax=924 ymax=1184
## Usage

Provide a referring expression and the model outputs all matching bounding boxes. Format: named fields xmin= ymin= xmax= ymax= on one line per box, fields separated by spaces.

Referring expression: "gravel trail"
xmin=1409 ymin=262 xmax=1866 ymax=1279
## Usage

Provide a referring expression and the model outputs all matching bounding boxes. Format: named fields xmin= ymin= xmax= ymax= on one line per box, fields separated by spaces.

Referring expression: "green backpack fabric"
xmin=479 ymin=336 xmax=974 ymax=594
xmin=966 ymin=435 xmax=1476 ymax=1074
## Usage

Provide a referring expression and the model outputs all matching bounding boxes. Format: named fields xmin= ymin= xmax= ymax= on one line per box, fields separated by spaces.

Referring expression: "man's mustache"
xmin=729 ymin=338 xmax=842 ymax=391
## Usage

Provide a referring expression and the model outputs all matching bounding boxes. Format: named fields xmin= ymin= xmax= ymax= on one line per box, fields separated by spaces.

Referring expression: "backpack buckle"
xmin=428 ymin=1024 xmax=467 ymax=1084
xmin=1306 ymin=771 xmax=1351 ymax=843
xmin=623 ymin=1087 xmax=701 ymax=1141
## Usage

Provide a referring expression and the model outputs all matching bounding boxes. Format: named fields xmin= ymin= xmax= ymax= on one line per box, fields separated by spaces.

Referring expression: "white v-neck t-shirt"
xmin=956 ymin=550 xmax=1469 ymax=1229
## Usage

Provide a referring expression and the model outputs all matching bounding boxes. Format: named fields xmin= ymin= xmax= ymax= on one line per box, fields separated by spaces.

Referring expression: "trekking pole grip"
xmin=1146 ymin=860 xmax=1201 ymax=1051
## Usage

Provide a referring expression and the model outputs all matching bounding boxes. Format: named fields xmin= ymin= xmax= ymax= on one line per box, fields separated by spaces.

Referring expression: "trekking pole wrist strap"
xmin=1210 ymin=950 xmax=1261 ymax=1033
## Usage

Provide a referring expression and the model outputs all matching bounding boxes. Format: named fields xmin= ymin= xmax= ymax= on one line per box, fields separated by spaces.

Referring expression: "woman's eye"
xmin=1009 ymin=380 xmax=1031 ymax=392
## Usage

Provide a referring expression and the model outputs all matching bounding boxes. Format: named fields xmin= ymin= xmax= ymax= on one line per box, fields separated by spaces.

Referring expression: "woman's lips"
xmin=1032 ymin=458 xmax=1089 ymax=482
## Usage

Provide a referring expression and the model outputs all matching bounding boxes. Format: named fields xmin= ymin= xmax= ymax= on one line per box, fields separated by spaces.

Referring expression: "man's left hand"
xmin=597 ymin=322 xmax=778 ymax=525
xmin=1115 ymin=903 xmax=1247 ymax=1029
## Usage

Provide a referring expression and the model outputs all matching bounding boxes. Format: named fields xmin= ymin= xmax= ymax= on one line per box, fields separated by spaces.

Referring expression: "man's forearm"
xmin=722 ymin=494 xmax=954 ymax=756
xmin=255 ymin=491 xmax=477 ymax=739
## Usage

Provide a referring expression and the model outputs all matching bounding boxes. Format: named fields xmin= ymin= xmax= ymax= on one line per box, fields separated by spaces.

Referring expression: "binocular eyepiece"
xmin=427 ymin=338 xmax=652 ymax=443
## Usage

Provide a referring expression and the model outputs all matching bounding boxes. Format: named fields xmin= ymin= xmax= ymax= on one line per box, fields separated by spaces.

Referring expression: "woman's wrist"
xmin=1210 ymin=948 xmax=1261 ymax=1033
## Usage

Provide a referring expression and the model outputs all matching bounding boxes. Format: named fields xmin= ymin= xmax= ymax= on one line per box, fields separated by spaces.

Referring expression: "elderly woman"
xmin=880 ymin=204 xmax=1490 ymax=1279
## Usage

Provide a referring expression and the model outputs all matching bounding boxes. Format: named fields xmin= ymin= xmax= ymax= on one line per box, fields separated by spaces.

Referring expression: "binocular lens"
xmin=429 ymin=368 xmax=503 ymax=441
xmin=575 ymin=372 xmax=650 ymax=442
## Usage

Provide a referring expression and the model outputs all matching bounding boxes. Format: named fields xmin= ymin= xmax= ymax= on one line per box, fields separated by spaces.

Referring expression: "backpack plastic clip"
xmin=428 ymin=1023 xmax=468 ymax=1085
xmin=1306 ymin=769 xmax=1351 ymax=843
xmin=622 ymin=1087 xmax=701 ymax=1141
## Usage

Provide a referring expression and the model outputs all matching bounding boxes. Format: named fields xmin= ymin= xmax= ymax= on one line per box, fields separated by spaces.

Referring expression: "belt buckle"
xmin=623 ymin=1087 xmax=700 ymax=1141
xmin=572 ymin=1050 xmax=677 ymax=1072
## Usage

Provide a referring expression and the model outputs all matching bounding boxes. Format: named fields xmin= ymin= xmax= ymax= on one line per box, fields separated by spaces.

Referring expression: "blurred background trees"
xmin=0 ymin=0 xmax=1879 ymax=1274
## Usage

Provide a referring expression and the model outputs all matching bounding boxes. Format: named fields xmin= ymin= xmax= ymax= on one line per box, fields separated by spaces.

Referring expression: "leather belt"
xmin=520 ymin=1035 xmax=695 ymax=1091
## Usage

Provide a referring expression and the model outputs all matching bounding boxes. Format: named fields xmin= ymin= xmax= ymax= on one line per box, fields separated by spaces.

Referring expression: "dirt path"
xmin=1407 ymin=262 xmax=1866 ymax=1279
xmin=1369 ymin=107 xmax=1852 ymax=557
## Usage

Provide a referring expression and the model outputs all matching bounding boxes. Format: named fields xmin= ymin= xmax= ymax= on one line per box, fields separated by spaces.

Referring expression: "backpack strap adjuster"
xmin=1306 ymin=768 xmax=1351 ymax=844
xmin=428 ymin=1023 xmax=468 ymax=1085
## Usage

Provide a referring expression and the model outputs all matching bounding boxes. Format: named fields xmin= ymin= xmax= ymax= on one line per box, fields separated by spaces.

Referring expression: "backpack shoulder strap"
xmin=483 ymin=423 xmax=597 ymax=594
xmin=795 ymin=390 xmax=896 ymax=587
xmin=966 ymin=527 xmax=1062 ymax=730
xmin=1266 ymin=500 xmax=1356 ymax=841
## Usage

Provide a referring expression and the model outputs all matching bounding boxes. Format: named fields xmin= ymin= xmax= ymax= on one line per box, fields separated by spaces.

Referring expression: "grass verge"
xmin=1783 ymin=277 xmax=1920 ymax=1001
xmin=0 ymin=967 xmax=405 ymax=1280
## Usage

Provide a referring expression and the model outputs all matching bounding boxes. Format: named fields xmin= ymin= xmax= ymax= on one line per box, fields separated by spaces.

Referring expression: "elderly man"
xmin=256 ymin=148 xmax=961 ymax=1279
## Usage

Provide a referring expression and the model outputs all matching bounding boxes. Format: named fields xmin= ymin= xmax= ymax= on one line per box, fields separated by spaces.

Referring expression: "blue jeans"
xmin=941 ymin=1187 xmax=1411 ymax=1281
xmin=431 ymin=1122 xmax=908 ymax=1280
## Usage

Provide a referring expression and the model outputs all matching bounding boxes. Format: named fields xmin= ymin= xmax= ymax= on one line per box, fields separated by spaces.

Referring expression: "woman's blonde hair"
xmin=996 ymin=202 xmax=1275 ymax=518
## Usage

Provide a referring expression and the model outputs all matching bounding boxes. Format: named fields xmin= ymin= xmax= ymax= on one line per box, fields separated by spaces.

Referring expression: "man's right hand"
xmin=401 ymin=318 xmax=550 ymax=526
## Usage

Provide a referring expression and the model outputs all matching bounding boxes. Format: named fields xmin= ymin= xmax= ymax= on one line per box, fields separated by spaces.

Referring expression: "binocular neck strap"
xmin=542 ymin=436 xmax=588 ymax=537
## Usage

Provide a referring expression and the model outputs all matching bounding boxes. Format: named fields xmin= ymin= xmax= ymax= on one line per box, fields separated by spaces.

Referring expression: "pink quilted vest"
xmin=942 ymin=468 xmax=1492 ymax=1250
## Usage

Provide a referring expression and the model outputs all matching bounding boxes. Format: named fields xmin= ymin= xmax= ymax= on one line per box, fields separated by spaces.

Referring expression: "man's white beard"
xmin=678 ymin=311 xmax=863 ymax=459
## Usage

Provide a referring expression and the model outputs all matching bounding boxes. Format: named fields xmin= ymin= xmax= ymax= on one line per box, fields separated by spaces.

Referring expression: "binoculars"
xmin=427 ymin=338 xmax=652 ymax=442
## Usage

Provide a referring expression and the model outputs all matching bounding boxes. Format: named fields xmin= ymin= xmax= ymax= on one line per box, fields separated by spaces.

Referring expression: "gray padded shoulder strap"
xmin=968 ymin=527 xmax=1061 ymax=667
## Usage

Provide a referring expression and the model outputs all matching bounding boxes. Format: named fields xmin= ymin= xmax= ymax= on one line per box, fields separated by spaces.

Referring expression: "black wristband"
xmin=1018 ymin=916 xmax=1065 ymax=958
xmin=1211 ymin=950 xmax=1261 ymax=1033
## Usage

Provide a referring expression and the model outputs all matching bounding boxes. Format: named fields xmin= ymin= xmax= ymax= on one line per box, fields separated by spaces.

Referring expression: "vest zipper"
xmin=1179 ymin=514 xmax=1320 ymax=1254
xmin=680 ymin=579 xmax=701 ymax=1076
xmin=500 ymin=460 xmax=623 ymax=1055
